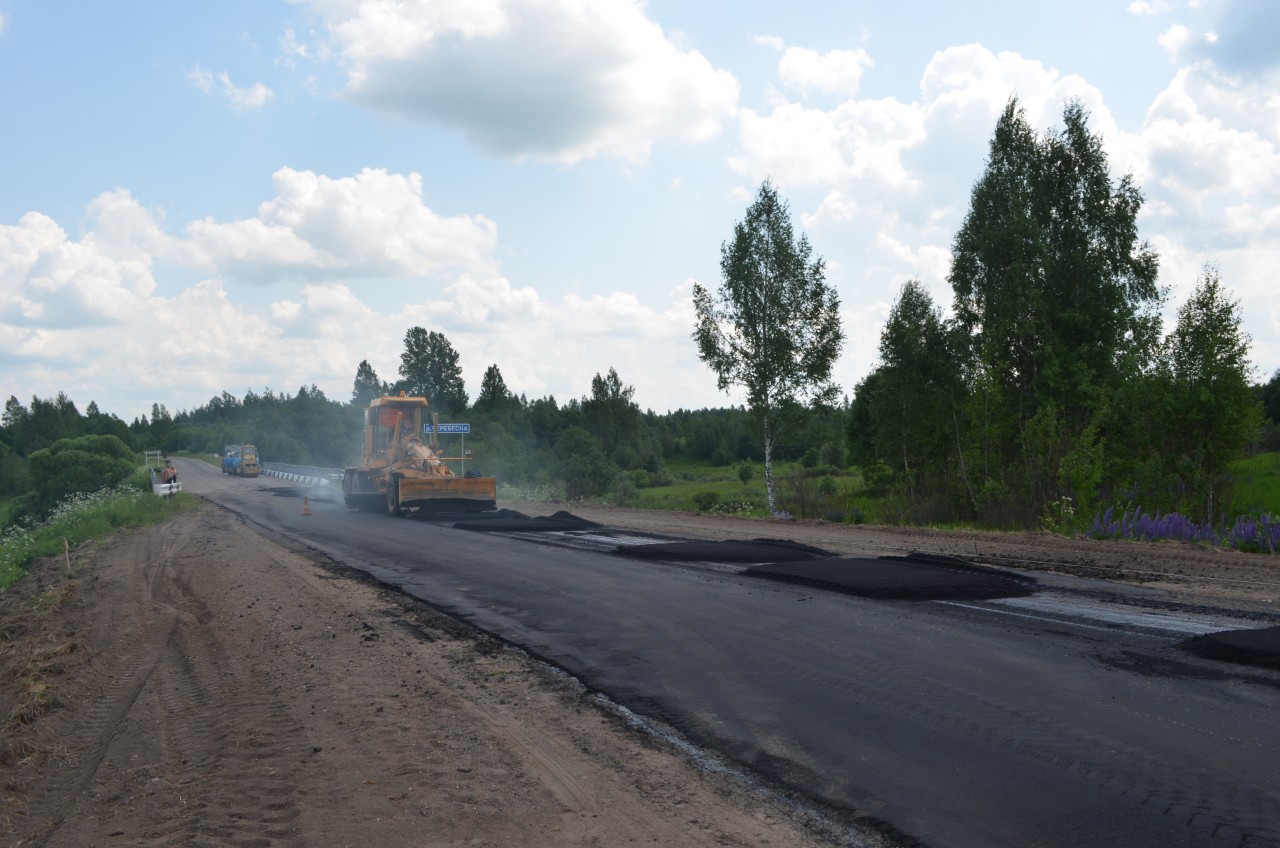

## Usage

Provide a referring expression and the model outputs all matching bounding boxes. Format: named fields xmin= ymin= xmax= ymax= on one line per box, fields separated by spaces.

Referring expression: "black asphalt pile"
xmin=409 ymin=508 xmax=527 ymax=524
xmin=1180 ymin=625 xmax=1280 ymax=671
xmin=745 ymin=553 xmax=1036 ymax=601
xmin=452 ymin=510 xmax=602 ymax=532
xmin=615 ymin=538 xmax=830 ymax=563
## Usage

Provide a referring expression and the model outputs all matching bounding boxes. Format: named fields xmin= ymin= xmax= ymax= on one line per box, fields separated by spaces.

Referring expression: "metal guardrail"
xmin=261 ymin=462 xmax=343 ymax=486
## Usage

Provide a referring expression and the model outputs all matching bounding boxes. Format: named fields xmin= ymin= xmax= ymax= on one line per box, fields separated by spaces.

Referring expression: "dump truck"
xmin=221 ymin=444 xmax=261 ymax=477
xmin=343 ymin=394 xmax=496 ymax=515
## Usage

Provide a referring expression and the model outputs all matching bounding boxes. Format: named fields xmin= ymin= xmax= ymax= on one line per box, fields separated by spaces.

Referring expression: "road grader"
xmin=343 ymin=394 xmax=496 ymax=516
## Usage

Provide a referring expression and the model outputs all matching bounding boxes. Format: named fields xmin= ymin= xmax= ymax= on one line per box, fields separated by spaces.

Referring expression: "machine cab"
xmin=366 ymin=396 xmax=427 ymax=463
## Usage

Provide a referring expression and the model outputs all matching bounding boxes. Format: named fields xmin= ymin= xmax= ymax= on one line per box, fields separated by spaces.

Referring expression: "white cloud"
xmin=1125 ymin=63 xmax=1280 ymax=367
xmin=1158 ymin=24 xmax=1201 ymax=60
xmin=1 ymin=182 xmax=714 ymax=418
xmin=185 ymin=167 xmax=499 ymax=282
xmin=1128 ymin=0 xmax=1174 ymax=15
xmin=292 ymin=0 xmax=739 ymax=162
xmin=777 ymin=46 xmax=873 ymax=98
xmin=187 ymin=66 xmax=274 ymax=111
xmin=732 ymin=44 xmax=1109 ymax=196
xmin=278 ymin=27 xmax=331 ymax=66
xmin=401 ymin=275 xmax=704 ymax=405
xmin=0 ymin=211 xmax=157 ymax=328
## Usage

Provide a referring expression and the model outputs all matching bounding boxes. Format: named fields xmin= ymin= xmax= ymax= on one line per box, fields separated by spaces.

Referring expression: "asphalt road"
xmin=183 ymin=459 xmax=1280 ymax=848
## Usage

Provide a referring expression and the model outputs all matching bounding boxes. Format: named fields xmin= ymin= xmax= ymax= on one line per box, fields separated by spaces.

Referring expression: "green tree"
xmin=474 ymin=363 xmax=517 ymax=418
xmin=1161 ymin=266 xmax=1261 ymax=519
xmin=351 ymin=359 xmax=388 ymax=408
xmin=1259 ymin=369 xmax=1280 ymax=425
xmin=948 ymin=98 xmax=1162 ymax=519
xmin=555 ymin=427 xmax=616 ymax=500
xmin=1258 ymin=369 xmax=1280 ymax=451
xmin=0 ymin=441 xmax=28 ymax=498
xmin=397 ymin=328 xmax=468 ymax=415
xmin=27 ymin=434 xmax=137 ymax=514
xmin=692 ymin=180 xmax=844 ymax=514
xmin=850 ymin=280 xmax=969 ymax=516
xmin=580 ymin=368 xmax=641 ymax=465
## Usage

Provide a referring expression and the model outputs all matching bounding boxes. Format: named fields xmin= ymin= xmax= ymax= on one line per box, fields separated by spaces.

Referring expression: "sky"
xmin=2 ymin=0 xmax=1279 ymax=422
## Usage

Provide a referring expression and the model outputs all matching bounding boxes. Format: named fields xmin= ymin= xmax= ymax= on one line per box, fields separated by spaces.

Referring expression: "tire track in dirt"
xmin=20 ymin=513 xmax=308 ymax=848
xmin=131 ymin=614 xmax=306 ymax=848
xmin=16 ymin=520 xmax=190 ymax=846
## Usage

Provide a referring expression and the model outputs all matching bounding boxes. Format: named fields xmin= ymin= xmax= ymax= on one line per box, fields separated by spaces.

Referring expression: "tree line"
xmin=0 ymin=348 xmax=849 ymax=524
xmin=847 ymin=99 xmax=1273 ymax=526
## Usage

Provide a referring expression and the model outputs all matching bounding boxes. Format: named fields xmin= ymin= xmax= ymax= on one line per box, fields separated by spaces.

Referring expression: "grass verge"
xmin=0 ymin=478 xmax=199 ymax=590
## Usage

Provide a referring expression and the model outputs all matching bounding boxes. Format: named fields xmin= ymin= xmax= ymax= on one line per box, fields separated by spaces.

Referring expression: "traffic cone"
xmin=302 ymin=496 xmax=312 ymax=516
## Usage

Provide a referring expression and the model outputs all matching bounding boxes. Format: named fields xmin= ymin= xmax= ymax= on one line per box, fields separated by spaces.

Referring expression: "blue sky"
xmin=2 ymin=0 xmax=1278 ymax=420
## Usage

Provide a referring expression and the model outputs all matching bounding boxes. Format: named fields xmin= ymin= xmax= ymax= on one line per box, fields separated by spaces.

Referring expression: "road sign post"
xmin=422 ymin=423 xmax=472 ymax=475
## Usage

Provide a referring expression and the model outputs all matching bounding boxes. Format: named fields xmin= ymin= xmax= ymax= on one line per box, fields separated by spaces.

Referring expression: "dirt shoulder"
xmin=1 ymin=503 xmax=858 ymax=848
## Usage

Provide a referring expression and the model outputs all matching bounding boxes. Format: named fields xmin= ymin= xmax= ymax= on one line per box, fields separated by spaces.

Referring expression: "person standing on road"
xmin=162 ymin=460 xmax=178 ymax=485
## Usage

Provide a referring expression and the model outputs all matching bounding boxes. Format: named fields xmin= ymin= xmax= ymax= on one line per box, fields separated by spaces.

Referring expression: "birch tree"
xmin=692 ymin=180 xmax=844 ymax=515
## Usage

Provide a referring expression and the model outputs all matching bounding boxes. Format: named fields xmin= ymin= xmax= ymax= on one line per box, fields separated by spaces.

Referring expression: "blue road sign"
xmin=423 ymin=423 xmax=471 ymax=434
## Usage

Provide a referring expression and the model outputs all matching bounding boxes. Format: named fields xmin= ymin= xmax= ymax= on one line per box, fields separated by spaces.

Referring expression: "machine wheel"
xmin=342 ymin=471 xmax=355 ymax=508
xmin=387 ymin=478 xmax=403 ymax=517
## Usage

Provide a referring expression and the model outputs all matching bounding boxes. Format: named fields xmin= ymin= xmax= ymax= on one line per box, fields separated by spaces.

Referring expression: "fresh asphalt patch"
xmin=1180 ymin=625 xmax=1280 ymax=671
xmin=614 ymin=538 xmax=831 ymax=563
xmin=746 ymin=553 xmax=1036 ymax=601
xmin=452 ymin=510 xmax=603 ymax=533
xmin=613 ymin=540 xmax=1035 ymax=601
xmin=407 ymin=508 xmax=527 ymax=524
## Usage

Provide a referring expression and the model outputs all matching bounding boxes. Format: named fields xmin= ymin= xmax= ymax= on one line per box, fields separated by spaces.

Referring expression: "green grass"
xmin=0 ymin=496 xmax=17 ymax=530
xmin=624 ymin=459 xmax=880 ymax=521
xmin=1226 ymin=451 xmax=1280 ymax=516
xmin=509 ymin=449 xmax=1277 ymax=528
xmin=0 ymin=473 xmax=199 ymax=591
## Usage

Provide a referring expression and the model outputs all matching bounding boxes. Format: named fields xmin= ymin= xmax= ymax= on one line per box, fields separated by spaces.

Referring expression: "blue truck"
xmin=221 ymin=444 xmax=261 ymax=477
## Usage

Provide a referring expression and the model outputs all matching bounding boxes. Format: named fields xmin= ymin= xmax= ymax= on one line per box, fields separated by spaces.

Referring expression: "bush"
xmin=737 ymin=461 xmax=754 ymax=485
xmin=648 ymin=466 xmax=675 ymax=487
xmin=555 ymin=428 xmax=617 ymax=499
xmin=778 ymin=473 xmax=838 ymax=520
xmin=26 ymin=435 xmax=138 ymax=516
xmin=692 ymin=491 xmax=721 ymax=512
xmin=819 ymin=440 xmax=847 ymax=469
xmin=613 ymin=473 xmax=639 ymax=505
